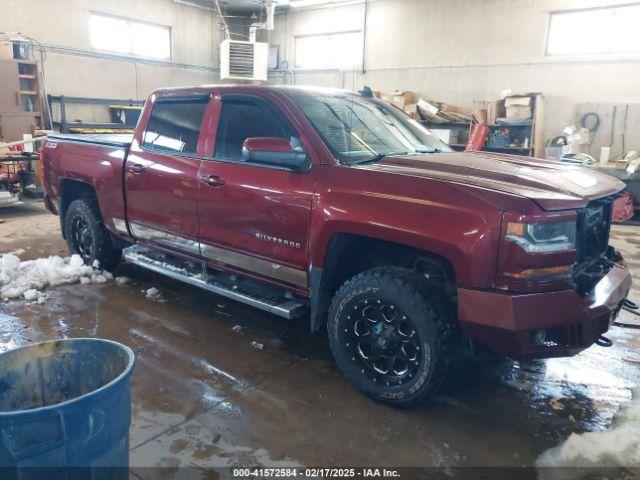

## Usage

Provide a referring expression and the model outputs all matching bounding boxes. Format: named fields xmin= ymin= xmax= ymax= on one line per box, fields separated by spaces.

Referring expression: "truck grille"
xmin=573 ymin=195 xmax=615 ymax=294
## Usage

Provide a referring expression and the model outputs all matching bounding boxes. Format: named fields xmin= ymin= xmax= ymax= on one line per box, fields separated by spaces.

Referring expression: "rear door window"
xmin=214 ymin=96 xmax=295 ymax=161
xmin=143 ymin=96 xmax=209 ymax=155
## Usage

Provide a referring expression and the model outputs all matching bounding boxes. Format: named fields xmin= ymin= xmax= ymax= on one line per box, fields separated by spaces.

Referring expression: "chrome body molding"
xmin=129 ymin=222 xmax=201 ymax=256
xmin=127 ymin=222 xmax=307 ymax=288
xmin=112 ymin=218 xmax=128 ymax=234
xmin=201 ymin=243 xmax=307 ymax=288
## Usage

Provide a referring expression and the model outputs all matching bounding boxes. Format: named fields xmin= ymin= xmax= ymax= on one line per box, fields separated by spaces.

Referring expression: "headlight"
xmin=505 ymin=220 xmax=576 ymax=253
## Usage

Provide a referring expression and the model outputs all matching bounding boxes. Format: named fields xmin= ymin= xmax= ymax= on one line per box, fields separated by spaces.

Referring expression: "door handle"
xmin=200 ymin=175 xmax=225 ymax=187
xmin=129 ymin=163 xmax=147 ymax=174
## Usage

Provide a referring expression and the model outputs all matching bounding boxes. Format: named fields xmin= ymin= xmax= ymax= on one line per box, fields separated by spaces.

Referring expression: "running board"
xmin=122 ymin=245 xmax=306 ymax=319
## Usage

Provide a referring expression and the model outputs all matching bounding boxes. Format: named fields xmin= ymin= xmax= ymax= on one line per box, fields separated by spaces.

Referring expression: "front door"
xmin=197 ymin=92 xmax=317 ymax=291
xmin=124 ymin=94 xmax=210 ymax=256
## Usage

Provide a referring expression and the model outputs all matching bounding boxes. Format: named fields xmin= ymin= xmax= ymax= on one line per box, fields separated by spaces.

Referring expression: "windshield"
xmin=291 ymin=93 xmax=452 ymax=164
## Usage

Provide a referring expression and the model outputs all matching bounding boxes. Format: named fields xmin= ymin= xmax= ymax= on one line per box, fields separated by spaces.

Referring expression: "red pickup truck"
xmin=41 ymin=85 xmax=632 ymax=406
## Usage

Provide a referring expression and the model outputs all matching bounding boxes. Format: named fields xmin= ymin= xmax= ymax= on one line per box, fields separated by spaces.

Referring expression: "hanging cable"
xmin=213 ymin=0 xmax=231 ymax=40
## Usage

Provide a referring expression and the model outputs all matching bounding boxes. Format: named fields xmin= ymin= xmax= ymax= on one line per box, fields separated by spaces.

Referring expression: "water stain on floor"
xmin=1 ymin=201 xmax=639 ymax=471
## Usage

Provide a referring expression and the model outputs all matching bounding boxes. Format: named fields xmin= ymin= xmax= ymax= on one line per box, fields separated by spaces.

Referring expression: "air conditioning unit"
xmin=220 ymin=40 xmax=268 ymax=82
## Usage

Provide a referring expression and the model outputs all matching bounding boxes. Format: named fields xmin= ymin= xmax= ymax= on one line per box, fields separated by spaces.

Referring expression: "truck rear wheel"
xmin=64 ymin=199 xmax=121 ymax=271
xmin=327 ymin=267 xmax=454 ymax=407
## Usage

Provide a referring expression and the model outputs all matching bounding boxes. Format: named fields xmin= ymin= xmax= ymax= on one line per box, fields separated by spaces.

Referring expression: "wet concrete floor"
xmin=1 ymin=201 xmax=640 ymax=476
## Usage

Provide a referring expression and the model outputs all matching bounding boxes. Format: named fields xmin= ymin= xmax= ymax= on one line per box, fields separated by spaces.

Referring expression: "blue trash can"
xmin=0 ymin=338 xmax=134 ymax=479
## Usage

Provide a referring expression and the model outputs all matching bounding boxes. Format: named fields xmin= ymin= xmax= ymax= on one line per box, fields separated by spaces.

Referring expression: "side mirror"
xmin=242 ymin=137 xmax=308 ymax=170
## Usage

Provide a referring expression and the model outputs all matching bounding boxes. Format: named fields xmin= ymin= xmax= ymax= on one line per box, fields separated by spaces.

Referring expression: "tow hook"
xmin=596 ymin=335 xmax=613 ymax=347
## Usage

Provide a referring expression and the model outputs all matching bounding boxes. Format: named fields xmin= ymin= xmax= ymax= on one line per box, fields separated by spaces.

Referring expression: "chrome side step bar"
xmin=122 ymin=245 xmax=306 ymax=319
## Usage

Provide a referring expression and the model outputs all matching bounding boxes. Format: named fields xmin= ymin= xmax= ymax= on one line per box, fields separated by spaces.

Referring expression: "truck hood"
xmin=354 ymin=151 xmax=626 ymax=211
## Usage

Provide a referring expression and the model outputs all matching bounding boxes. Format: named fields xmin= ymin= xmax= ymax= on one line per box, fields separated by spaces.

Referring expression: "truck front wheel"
xmin=64 ymin=199 xmax=121 ymax=271
xmin=327 ymin=267 xmax=454 ymax=407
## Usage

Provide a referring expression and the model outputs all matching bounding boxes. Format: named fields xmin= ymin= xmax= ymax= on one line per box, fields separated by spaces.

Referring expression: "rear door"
xmin=196 ymin=92 xmax=317 ymax=291
xmin=124 ymin=94 xmax=210 ymax=256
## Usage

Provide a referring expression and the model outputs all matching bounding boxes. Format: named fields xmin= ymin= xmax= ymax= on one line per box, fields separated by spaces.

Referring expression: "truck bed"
xmin=47 ymin=133 xmax=134 ymax=148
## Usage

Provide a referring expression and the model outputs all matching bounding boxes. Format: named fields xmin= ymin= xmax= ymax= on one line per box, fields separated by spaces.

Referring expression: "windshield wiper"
xmin=413 ymin=143 xmax=444 ymax=154
xmin=343 ymin=154 xmax=380 ymax=166
xmin=347 ymin=151 xmax=409 ymax=165
xmin=323 ymin=102 xmax=382 ymax=160
xmin=415 ymin=147 xmax=442 ymax=154
xmin=349 ymin=148 xmax=441 ymax=164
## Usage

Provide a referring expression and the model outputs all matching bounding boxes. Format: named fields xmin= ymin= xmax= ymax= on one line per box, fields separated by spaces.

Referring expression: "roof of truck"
xmin=150 ymin=84 xmax=365 ymax=99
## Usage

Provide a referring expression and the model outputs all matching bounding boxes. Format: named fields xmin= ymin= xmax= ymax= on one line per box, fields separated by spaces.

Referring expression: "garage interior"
xmin=1 ymin=0 xmax=640 ymax=478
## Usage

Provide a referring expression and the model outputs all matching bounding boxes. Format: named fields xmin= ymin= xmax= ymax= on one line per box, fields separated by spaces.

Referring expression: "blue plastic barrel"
xmin=0 ymin=338 xmax=134 ymax=478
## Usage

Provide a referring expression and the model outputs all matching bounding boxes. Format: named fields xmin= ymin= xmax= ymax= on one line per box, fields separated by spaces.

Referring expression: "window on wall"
xmin=294 ymin=31 xmax=362 ymax=69
xmin=547 ymin=4 xmax=640 ymax=56
xmin=89 ymin=13 xmax=171 ymax=60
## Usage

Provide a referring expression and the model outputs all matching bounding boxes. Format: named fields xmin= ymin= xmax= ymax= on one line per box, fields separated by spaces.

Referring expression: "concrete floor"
xmin=1 ymin=200 xmax=640 ymax=477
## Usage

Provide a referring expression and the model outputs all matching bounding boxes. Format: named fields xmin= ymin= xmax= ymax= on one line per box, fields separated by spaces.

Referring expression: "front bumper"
xmin=457 ymin=263 xmax=632 ymax=359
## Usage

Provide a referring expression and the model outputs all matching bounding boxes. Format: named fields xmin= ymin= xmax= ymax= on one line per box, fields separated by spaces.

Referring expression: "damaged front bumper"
xmin=457 ymin=263 xmax=632 ymax=359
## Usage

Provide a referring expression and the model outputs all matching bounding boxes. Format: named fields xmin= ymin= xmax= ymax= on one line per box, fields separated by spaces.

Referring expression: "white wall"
xmin=271 ymin=0 xmax=640 ymax=150
xmin=1 ymin=0 xmax=219 ymax=102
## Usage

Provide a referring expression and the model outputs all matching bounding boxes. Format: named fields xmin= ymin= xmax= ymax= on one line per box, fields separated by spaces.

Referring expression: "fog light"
xmin=532 ymin=330 xmax=547 ymax=347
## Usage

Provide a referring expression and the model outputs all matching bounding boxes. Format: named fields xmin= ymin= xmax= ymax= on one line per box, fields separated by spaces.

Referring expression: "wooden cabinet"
xmin=0 ymin=61 xmax=21 ymax=112
xmin=0 ymin=60 xmax=43 ymax=142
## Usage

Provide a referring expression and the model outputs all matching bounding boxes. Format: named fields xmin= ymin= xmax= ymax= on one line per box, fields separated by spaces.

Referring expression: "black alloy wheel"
xmin=347 ymin=300 xmax=422 ymax=386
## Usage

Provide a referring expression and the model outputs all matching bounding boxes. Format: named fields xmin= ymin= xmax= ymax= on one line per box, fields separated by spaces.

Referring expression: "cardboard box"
xmin=416 ymin=98 xmax=443 ymax=122
xmin=403 ymin=103 xmax=418 ymax=119
xmin=505 ymin=96 xmax=532 ymax=107
xmin=0 ymin=41 xmax=13 ymax=60
xmin=417 ymin=98 xmax=438 ymax=115
xmin=381 ymin=91 xmax=415 ymax=110
xmin=394 ymin=92 xmax=414 ymax=109
xmin=562 ymin=124 xmax=591 ymax=145
xmin=472 ymin=108 xmax=488 ymax=125
xmin=487 ymin=100 xmax=503 ymax=125
xmin=506 ymin=105 xmax=532 ymax=119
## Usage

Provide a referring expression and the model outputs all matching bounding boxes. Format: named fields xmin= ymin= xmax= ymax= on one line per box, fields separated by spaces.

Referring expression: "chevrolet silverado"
xmin=40 ymin=85 xmax=632 ymax=406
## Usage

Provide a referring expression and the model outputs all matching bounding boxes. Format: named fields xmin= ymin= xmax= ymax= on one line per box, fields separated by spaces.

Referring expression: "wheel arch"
xmin=59 ymin=179 xmax=98 ymax=239
xmin=309 ymin=232 xmax=458 ymax=332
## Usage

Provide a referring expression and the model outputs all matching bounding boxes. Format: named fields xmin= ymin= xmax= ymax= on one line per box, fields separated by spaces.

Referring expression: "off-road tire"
xmin=327 ymin=267 xmax=455 ymax=407
xmin=64 ymin=199 xmax=121 ymax=271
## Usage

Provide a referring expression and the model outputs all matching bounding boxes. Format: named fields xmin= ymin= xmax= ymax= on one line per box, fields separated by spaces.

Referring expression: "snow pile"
xmin=115 ymin=276 xmax=130 ymax=286
xmin=0 ymin=191 xmax=19 ymax=208
xmin=144 ymin=287 xmax=165 ymax=302
xmin=0 ymin=252 xmax=112 ymax=301
xmin=22 ymin=289 xmax=47 ymax=304
xmin=537 ymin=387 xmax=640 ymax=477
